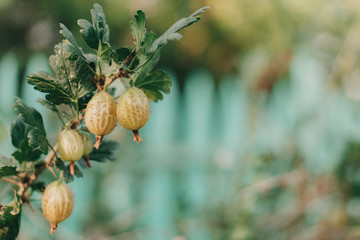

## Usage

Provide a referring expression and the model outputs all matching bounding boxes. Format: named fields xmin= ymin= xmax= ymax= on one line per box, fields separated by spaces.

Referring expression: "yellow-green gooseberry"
xmin=42 ymin=181 xmax=74 ymax=235
xmin=58 ymin=129 xmax=84 ymax=175
xmin=85 ymin=91 xmax=117 ymax=148
xmin=117 ymin=87 xmax=150 ymax=142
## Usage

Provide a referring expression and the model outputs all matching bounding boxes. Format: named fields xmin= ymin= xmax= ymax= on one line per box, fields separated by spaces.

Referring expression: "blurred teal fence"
xmin=1 ymin=49 xmax=360 ymax=240
xmin=0 ymin=51 xmax=245 ymax=240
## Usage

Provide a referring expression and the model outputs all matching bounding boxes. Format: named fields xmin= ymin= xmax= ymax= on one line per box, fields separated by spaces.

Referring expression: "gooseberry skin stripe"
xmin=85 ymin=91 xmax=117 ymax=136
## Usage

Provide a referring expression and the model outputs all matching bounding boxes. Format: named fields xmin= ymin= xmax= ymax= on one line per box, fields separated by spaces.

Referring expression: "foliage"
xmin=0 ymin=3 xmax=208 ymax=237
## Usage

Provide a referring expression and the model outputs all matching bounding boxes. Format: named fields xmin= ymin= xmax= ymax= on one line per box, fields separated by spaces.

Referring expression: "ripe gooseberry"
xmin=117 ymin=87 xmax=150 ymax=142
xmin=85 ymin=91 xmax=116 ymax=149
xmin=58 ymin=129 xmax=84 ymax=175
xmin=42 ymin=181 xmax=74 ymax=235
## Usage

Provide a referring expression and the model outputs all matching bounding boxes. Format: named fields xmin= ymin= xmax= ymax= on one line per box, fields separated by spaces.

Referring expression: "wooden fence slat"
xmin=139 ymin=72 xmax=179 ymax=239
xmin=0 ymin=52 xmax=18 ymax=155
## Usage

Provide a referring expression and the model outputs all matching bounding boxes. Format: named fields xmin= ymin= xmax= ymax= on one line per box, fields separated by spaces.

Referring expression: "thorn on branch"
xmin=1 ymin=177 xmax=22 ymax=186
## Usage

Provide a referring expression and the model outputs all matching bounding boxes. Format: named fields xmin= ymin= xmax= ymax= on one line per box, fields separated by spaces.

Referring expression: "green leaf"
xmin=59 ymin=24 xmax=86 ymax=60
xmin=28 ymin=128 xmax=48 ymax=154
xmin=27 ymin=42 xmax=96 ymax=105
xmin=78 ymin=93 xmax=94 ymax=112
xmin=76 ymin=59 xmax=97 ymax=98
xmin=10 ymin=118 xmax=43 ymax=162
xmin=12 ymin=98 xmax=49 ymax=154
xmin=0 ymin=166 xmax=19 ymax=178
xmin=27 ymin=71 xmax=72 ymax=105
xmin=10 ymin=118 xmax=29 ymax=148
xmin=37 ymin=99 xmax=72 ymax=121
xmin=73 ymin=164 xmax=83 ymax=178
xmin=136 ymin=50 xmax=160 ymax=79
xmin=63 ymin=164 xmax=82 ymax=183
xmin=99 ymin=42 xmax=112 ymax=65
xmin=11 ymin=140 xmax=42 ymax=164
xmin=89 ymin=141 xmax=118 ymax=162
xmin=0 ymin=193 xmax=22 ymax=240
xmin=55 ymin=157 xmax=65 ymax=171
xmin=135 ymin=69 xmax=171 ymax=102
xmin=78 ymin=4 xmax=110 ymax=50
xmin=143 ymin=32 xmax=158 ymax=54
xmin=149 ymin=6 xmax=209 ymax=53
xmin=78 ymin=19 xmax=98 ymax=49
xmin=30 ymin=181 xmax=46 ymax=193
xmin=130 ymin=10 xmax=147 ymax=50
xmin=112 ymin=47 xmax=132 ymax=64
xmin=91 ymin=3 xmax=110 ymax=43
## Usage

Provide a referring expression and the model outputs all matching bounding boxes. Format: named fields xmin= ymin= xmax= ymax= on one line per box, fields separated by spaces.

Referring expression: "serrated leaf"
xmin=28 ymin=128 xmax=48 ymax=154
xmin=27 ymin=42 xmax=95 ymax=105
xmin=63 ymin=167 xmax=74 ymax=183
xmin=149 ymin=6 xmax=209 ymax=53
xmin=27 ymin=71 xmax=72 ymax=105
xmin=143 ymin=32 xmax=158 ymax=54
xmin=136 ymin=50 xmax=160 ymax=79
xmin=130 ymin=10 xmax=147 ymax=50
xmin=0 ymin=166 xmax=19 ymax=178
xmin=135 ymin=69 xmax=171 ymax=102
xmin=73 ymin=164 xmax=83 ymax=178
xmin=76 ymin=59 xmax=97 ymax=97
xmin=78 ymin=93 xmax=94 ymax=112
xmin=91 ymin=3 xmax=110 ymax=43
xmin=59 ymin=24 xmax=86 ymax=60
xmin=12 ymin=98 xmax=49 ymax=154
xmin=99 ymin=42 xmax=112 ymax=65
xmin=89 ymin=141 xmax=118 ymax=162
xmin=77 ymin=158 xmax=89 ymax=168
xmin=78 ymin=4 xmax=110 ymax=50
xmin=37 ymin=99 xmax=72 ymax=121
xmin=11 ymin=139 xmax=42 ymax=164
xmin=13 ymin=98 xmax=45 ymax=132
xmin=63 ymin=164 xmax=82 ymax=183
xmin=30 ymin=181 xmax=46 ymax=192
xmin=112 ymin=47 xmax=132 ymax=64
xmin=0 ymin=193 xmax=22 ymax=240
xmin=9 ymin=118 xmax=29 ymax=148
xmin=55 ymin=157 xmax=65 ymax=171
xmin=78 ymin=19 xmax=98 ymax=49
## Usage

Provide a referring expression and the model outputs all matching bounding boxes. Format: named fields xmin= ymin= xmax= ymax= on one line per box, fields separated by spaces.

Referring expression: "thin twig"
xmin=1 ymin=177 xmax=21 ymax=186
xmin=107 ymin=48 xmax=136 ymax=86
xmin=17 ymin=144 xmax=58 ymax=201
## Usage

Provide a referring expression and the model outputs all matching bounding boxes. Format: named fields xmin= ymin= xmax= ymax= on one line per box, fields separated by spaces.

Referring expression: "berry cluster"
xmin=0 ymin=3 xmax=208 ymax=237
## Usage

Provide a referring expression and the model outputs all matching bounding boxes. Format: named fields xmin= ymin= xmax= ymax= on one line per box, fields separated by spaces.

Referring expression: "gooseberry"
xmin=85 ymin=91 xmax=117 ymax=148
xmin=42 ymin=181 xmax=74 ymax=235
xmin=117 ymin=87 xmax=150 ymax=142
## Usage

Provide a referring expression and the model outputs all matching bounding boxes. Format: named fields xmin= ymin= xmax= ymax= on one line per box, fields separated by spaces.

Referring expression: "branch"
xmin=107 ymin=48 xmax=136 ymax=86
xmin=17 ymin=144 xmax=58 ymax=202
xmin=1 ymin=177 xmax=21 ymax=186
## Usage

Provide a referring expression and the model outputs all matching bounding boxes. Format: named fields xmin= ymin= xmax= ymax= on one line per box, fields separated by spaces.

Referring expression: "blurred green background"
xmin=1 ymin=0 xmax=360 ymax=239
